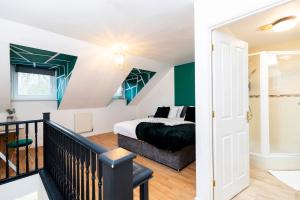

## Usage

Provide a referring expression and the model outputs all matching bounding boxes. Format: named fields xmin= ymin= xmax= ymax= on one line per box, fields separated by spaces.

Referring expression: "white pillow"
xmin=168 ymin=106 xmax=179 ymax=118
xmin=175 ymin=106 xmax=184 ymax=118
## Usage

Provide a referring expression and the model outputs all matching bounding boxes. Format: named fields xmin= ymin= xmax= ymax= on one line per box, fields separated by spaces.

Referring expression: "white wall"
xmin=249 ymin=52 xmax=300 ymax=155
xmin=0 ymin=18 xmax=171 ymax=110
xmin=124 ymin=57 xmax=173 ymax=106
xmin=268 ymin=53 xmax=300 ymax=153
xmin=0 ymin=64 xmax=175 ymax=146
xmin=136 ymin=67 xmax=174 ymax=117
xmin=0 ymin=68 xmax=174 ymax=145
xmin=0 ymin=18 xmax=174 ymax=148
xmin=0 ymin=41 xmax=10 ymax=111
xmin=194 ymin=0 xmax=292 ymax=199
xmin=0 ymin=100 xmax=137 ymax=146
xmin=269 ymin=97 xmax=300 ymax=153
xmin=249 ymin=54 xmax=261 ymax=154
xmin=0 ymin=66 xmax=175 ymax=147
xmin=12 ymin=100 xmax=137 ymax=134
xmin=0 ymin=174 xmax=48 ymax=200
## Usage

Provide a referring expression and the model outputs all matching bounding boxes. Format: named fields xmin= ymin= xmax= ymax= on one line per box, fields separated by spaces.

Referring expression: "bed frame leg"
xmin=140 ymin=182 xmax=149 ymax=200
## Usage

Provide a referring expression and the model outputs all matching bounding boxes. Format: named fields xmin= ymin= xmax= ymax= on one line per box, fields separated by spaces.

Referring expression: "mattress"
xmin=114 ymin=117 xmax=194 ymax=139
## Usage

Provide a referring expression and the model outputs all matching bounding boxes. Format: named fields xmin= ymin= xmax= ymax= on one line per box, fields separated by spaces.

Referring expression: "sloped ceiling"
xmin=219 ymin=0 xmax=300 ymax=52
xmin=0 ymin=0 xmax=194 ymax=66
xmin=0 ymin=19 xmax=172 ymax=110
xmin=61 ymin=52 xmax=171 ymax=109
xmin=10 ymin=44 xmax=76 ymax=68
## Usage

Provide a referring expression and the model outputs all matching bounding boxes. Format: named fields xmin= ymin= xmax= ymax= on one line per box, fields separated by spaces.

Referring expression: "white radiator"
xmin=74 ymin=113 xmax=93 ymax=133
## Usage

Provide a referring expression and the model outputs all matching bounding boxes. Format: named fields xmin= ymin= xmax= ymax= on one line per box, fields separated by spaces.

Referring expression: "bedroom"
xmin=0 ymin=1 xmax=196 ymax=200
xmin=0 ymin=0 xmax=297 ymax=200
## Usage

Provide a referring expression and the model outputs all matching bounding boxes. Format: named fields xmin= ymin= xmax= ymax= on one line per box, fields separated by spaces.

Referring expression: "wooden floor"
xmin=90 ymin=133 xmax=300 ymax=200
xmin=0 ymin=147 xmax=43 ymax=180
xmin=89 ymin=133 xmax=196 ymax=200
xmin=0 ymin=133 xmax=299 ymax=200
xmin=233 ymin=168 xmax=300 ymax=200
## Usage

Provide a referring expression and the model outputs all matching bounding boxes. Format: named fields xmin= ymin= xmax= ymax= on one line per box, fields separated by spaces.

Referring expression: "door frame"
xmin=194 ymin=0 xmax=292 ymax=200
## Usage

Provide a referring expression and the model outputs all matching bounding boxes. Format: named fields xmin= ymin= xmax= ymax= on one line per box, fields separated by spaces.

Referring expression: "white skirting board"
xmin=80 ymin=129 xmax=112 ymax=137
xmin=268 ymin=170 xmax=300 ymax=191
xmin=250 ymin=152 xmax=300 ymax=170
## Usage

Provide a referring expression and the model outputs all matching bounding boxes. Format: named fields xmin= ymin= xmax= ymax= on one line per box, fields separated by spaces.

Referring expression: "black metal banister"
xmin=43 ymin=113 xmax=108 ymax=199
xmin=44 ymin=120 xmax=107 ymax=155
xmin=0 ymin=117 xmax=43 ymax=183
xmin=34 ymin=121 xmax=38 ymax=170
xmin=16 ymin=124 xmax=20 ymax=175
xmin=5 ymin=124 xmax=9 ymax=178
xmin=1 ymin=113 xmax=152 ymax=200
xmin=0 ymin=119 xmax=43 ymax=126
xmin=25 ymin=122 xmax=29 ymax=172
xmin=100 ymin=148 xmax=136 ymax=200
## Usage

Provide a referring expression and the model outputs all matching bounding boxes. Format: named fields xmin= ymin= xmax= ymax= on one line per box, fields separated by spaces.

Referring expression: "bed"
xmin=114 ymin=115 xmax=196 ymax=171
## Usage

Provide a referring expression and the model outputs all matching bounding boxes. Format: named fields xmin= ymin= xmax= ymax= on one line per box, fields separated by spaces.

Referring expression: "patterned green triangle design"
xmin=10 ymin=44 xmax=77 ymax=108
xmin=124 ymin=68 xmax=156 ymax=104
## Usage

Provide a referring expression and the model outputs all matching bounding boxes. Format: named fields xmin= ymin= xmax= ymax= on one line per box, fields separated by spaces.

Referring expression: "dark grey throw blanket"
xmin=136 ymin=122 xmax=195 ymax=152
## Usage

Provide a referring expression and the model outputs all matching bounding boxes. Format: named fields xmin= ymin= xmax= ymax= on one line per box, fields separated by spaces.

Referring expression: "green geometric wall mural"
xmin=124 ymin=68 xmax=156 ymax=104
xmin=10 ymin=44 xmax=77 ymax=107
xmin=55 ymin=55 xmax=77 ymax=106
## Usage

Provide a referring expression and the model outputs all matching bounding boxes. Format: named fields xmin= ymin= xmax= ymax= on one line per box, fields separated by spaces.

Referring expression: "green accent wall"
xmin=174 ymin=62 xmax=195 ymax=106
xmin=124 ymin=68 xmax=156 ymax=104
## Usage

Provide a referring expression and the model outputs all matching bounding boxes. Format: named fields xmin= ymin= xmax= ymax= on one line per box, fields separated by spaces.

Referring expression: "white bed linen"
xmin=114 ymin=118 xmax=194 ymax=139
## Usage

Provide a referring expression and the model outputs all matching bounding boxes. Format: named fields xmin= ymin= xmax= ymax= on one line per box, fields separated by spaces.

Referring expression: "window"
xmin=113 ymin=85 xmax=125 ymax=99
xmin=12 ymin=70 xmax=57 ymax=101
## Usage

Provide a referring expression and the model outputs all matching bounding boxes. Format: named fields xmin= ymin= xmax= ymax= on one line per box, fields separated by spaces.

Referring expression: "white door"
xmin=212 ymin=31 xmax=249 ymax=200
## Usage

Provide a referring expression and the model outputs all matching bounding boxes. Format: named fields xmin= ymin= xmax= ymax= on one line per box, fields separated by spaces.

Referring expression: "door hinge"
xmin=211 ymin=44 xmax=214 ymax=52
xmin=212 ymin=111 xmax=215 ymax=118
xmin=213 ymin=180 xmax=216 ymax=187
xmin=246 ymin=111 xmax=252 ymax=123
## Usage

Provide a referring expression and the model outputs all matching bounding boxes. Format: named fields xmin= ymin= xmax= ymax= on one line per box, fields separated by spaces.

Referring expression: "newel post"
xmin=43 ymin=112 xmax=50 ymax=121
xmin=100 ymin=148 xmax=136 ymax=200
xmin=43 ymin=112 xmax=50 ymax=169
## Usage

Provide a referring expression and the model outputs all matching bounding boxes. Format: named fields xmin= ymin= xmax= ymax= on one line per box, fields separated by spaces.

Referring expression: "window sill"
xmin=11 ymin=99 xmax=58 ymax=102
xmin=112 ymin=98 xmax=125 ymax=100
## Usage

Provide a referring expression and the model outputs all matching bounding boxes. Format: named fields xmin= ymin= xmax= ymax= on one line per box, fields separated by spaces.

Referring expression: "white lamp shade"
xmin=114 ymin=53 xmax=125 ymax=65
xmin=272 ymin=18 xmax=297 ymax=32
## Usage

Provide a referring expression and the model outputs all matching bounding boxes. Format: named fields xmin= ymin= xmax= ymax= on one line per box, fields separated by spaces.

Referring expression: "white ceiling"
xmin=220 ymin=0 xmax=300 ymax=52
xmin=0 ymin=0 xmax=194 ymax=65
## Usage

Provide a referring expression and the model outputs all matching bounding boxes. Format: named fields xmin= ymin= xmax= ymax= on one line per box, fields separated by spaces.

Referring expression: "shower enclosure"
xmin=249 ymin=51 xmax=300 ymax=170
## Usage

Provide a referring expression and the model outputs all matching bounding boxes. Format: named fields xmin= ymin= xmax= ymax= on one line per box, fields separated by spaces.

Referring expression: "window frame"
xmin=112 ymin=83 xmax=125 ymax=100
xmin=11 ymin=66 xmax=57 ymax=101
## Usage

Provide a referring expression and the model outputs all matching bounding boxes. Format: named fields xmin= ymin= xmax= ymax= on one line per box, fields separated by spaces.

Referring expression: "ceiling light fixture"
xmin=272 ymin=16 xmax=297 ymax=32
xmin=259 ymin=16 xmax=297 ymax=32
xmin=114 ymin=53 xmax=125 ymax=65
xmin=112 ymin=43 xmax=126 ymax=66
